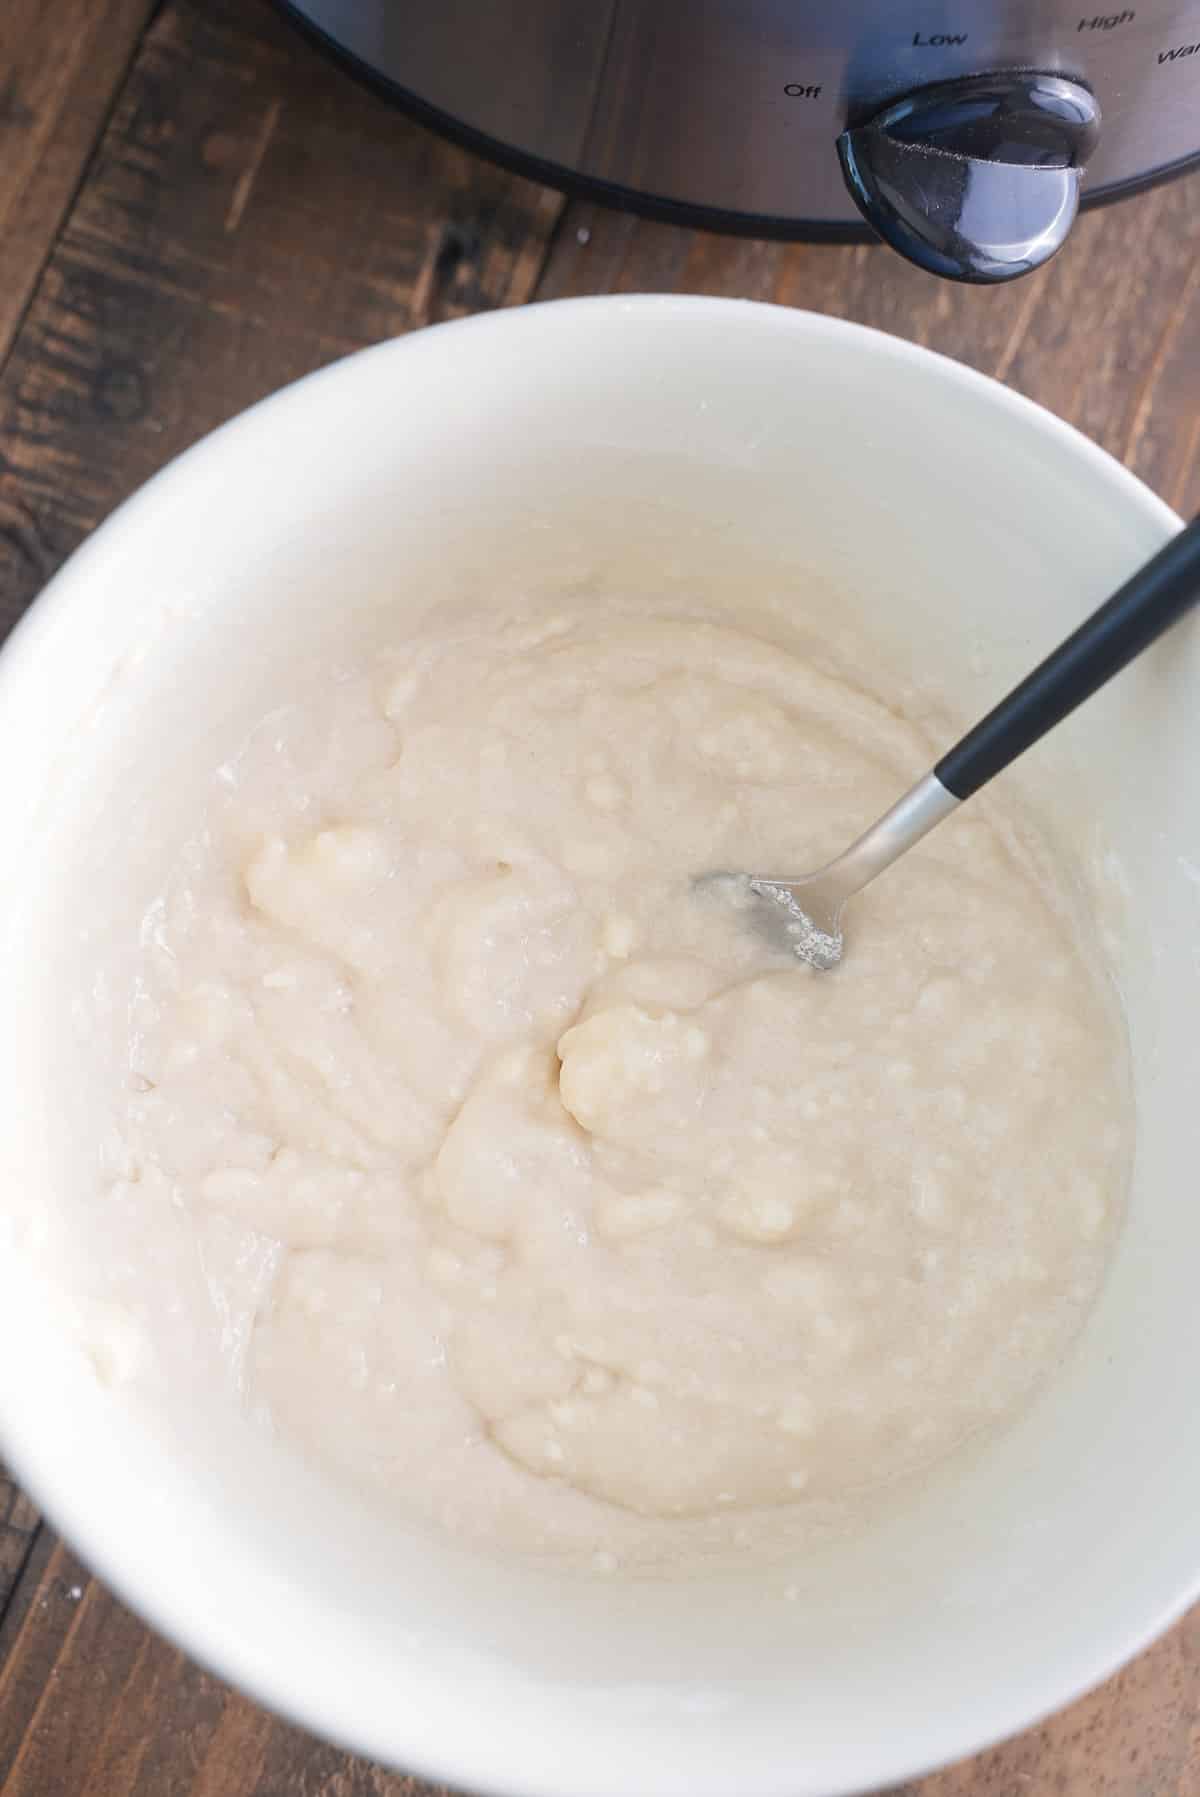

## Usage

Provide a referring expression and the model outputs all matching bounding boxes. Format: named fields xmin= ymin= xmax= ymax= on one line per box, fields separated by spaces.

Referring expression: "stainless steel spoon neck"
xmin=741 ymin=770 xmax=960 ymax=968
xmin=816 ymin=770 xmax=960 ymax=907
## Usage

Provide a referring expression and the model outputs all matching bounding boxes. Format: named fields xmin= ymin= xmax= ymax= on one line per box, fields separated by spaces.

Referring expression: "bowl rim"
xmin=0 ymin=292 xmax=1189 ymax=1797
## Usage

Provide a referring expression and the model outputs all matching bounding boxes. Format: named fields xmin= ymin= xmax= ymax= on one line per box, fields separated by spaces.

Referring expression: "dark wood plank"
xmin=0 ymin=1541 xmax=449 ymax=1796
xmin=0 ymin=0 xmax=563 ymax=640
xmin=0 ymin=0 xmax=159 ymax=367
xmin=0 ymin=1475 xmax=39 ymax=1632
xmin=539 ymin=176 xmax=1200 ymax=517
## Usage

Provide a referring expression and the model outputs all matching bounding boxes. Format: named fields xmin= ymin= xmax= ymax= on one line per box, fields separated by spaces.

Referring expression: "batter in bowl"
xmin=120 ymin=590 xmax=1129 ymax=1563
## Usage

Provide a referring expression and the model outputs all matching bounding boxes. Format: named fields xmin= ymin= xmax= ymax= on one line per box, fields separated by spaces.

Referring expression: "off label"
xmin=784 ymin=82 xmax=823 ymax=97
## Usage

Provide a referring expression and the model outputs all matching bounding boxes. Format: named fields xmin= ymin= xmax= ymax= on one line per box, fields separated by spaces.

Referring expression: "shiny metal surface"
xmin=838 ymin=73 xmax=1101 ymax=280
xmin=287 ymin=0 xmax=1200 ymax=228
xmin=748 ymin=773 xmax=961 ymax=970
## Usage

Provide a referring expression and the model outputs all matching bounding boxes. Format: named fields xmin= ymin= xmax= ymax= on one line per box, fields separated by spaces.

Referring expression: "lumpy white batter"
xmin=122 ymin=592 xmax=1129 ymax=1564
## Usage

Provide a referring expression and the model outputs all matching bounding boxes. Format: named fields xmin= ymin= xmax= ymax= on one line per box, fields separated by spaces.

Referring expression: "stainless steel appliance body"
xmin=281 ymin=1 xmax=1200 ymax=278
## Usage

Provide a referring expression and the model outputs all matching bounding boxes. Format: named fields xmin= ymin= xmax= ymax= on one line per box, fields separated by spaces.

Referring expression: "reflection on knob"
xmin=836 ymin=73 xmax=1101 ymax=283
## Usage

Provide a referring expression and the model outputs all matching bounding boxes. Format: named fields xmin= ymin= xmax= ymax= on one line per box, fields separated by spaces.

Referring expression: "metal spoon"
xmin=713 ymin=515 xmax=1200 ymax=970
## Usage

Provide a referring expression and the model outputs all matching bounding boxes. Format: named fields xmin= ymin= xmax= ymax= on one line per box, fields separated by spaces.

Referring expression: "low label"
xmin=912 ymin=29 xmax=968 ymax=45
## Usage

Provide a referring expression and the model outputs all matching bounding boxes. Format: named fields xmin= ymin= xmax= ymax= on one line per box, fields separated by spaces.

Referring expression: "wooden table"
xmin=1 ymin=2 xmax=1198 ymax=1791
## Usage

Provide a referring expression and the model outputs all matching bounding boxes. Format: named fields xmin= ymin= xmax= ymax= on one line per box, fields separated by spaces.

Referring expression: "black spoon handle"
xmin=935 ymin=515 xmax=1200 ymax=802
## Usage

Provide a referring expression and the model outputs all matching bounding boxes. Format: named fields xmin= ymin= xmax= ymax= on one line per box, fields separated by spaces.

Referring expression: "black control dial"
xmin=836 ymin=73 xmax=1101 ymax=283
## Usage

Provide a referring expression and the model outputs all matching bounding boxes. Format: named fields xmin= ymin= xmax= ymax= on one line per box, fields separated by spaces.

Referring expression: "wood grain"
xmin=0 ymin=1475 xmax=39 ymax=1636
xmin=0 ymin=1540 xmax=453 ymax=1797
xmin=0 ymin=0 xmax=159 ymax=368
xmin=2 ymin=0 xmax=1200 ymax=1789
xmin=0 ymin=0 xmax=562 ymax=640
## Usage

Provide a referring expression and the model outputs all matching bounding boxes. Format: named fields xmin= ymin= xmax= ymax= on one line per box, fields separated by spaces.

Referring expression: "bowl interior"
xmin=0 ymin=297 xmax=1197 ymax=1797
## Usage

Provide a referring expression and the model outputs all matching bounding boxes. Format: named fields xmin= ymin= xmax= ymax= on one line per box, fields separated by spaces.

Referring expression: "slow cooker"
xmin=280 ymin=0 xmax=1200 ymax=283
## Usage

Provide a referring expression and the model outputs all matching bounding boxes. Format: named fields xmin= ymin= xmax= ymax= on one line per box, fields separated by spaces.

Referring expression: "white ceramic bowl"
xmin=1 ymin=297 xmax=1197 ymax=1797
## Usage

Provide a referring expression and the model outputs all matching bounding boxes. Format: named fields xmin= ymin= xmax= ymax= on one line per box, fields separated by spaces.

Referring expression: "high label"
xmin=1078 ymin=10 xmax=1134 ymax=28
